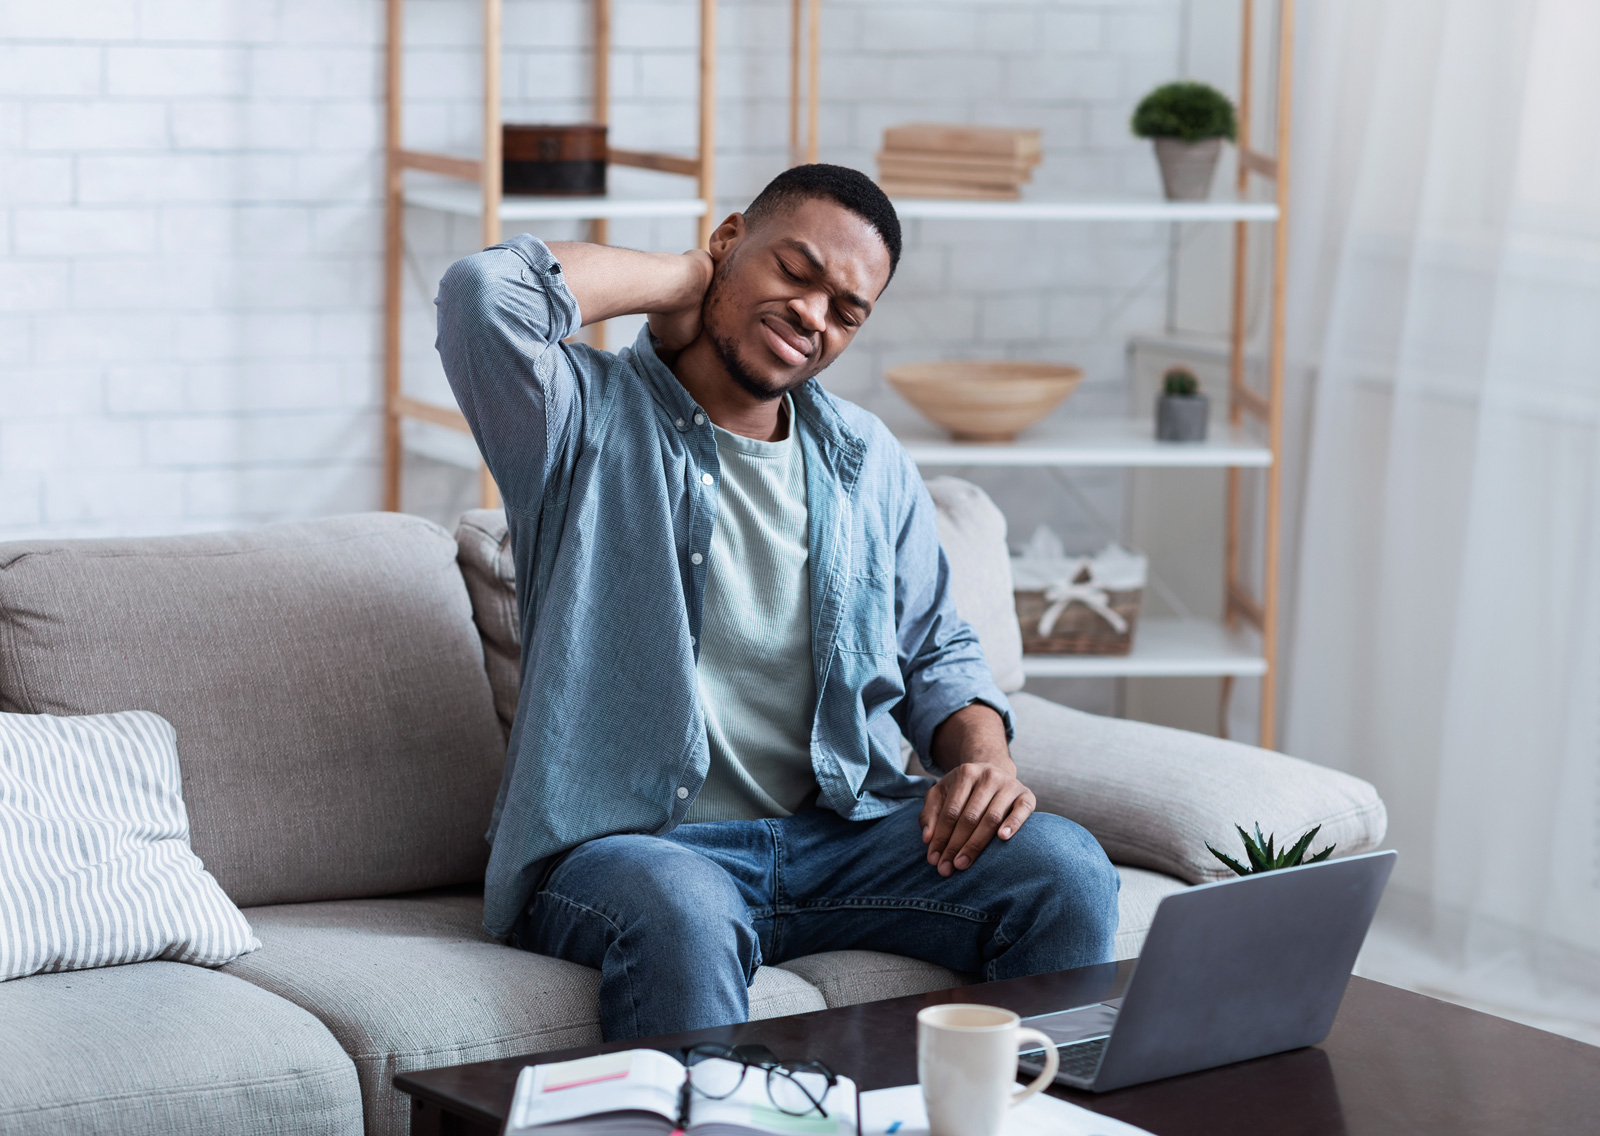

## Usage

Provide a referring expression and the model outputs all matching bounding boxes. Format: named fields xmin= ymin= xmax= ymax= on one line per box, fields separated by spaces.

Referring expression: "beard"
xmin=703 ymin=261 xmax=816 ymax=402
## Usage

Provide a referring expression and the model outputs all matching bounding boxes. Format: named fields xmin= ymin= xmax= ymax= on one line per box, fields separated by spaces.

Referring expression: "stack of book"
xmin=876 ymin=123 xmax=1042 ymax=200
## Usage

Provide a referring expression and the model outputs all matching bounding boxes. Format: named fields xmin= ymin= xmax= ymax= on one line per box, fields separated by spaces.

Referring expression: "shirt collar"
xmin=628 ymin=324 xmax=866 ymax=464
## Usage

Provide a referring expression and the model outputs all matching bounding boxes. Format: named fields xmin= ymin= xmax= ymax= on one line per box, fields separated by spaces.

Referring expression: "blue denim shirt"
xmin=436 ymin=235 xmax=1011 ymax=940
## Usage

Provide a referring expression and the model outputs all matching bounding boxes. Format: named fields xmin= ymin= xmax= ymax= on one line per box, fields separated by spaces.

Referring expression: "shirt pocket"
xmin=838 ymin=541 xmax=897 ymax=656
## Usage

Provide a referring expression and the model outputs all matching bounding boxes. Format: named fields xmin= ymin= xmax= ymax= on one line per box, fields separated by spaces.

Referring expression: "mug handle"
xmin=1010 ymin=1028 xmax=1059 ymax=1106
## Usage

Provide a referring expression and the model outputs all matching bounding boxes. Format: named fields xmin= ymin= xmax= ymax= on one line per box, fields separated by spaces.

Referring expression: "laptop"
xmin=1017 ymin=849 xmax=1397 ymax=1092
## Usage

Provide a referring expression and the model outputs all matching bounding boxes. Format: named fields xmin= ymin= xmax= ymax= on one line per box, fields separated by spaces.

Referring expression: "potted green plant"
xmin=1130 ymin=80 xmax=1238 ymax=201
xmin=1207 ymin=823 xmax=1337 ymax=876
xmin=1155 ymin=366 xmax=1209 ymax=442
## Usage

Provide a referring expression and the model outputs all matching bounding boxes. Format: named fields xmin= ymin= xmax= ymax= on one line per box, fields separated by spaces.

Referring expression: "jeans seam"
xmin=767 ymin=818 xmax=787 ymax=960
xmin=785 ymin=897 xmax=997 ymax=922
xmin=535 ymin=890 xmax=643 ymax=1038
xmin=986 ymin=924 xmax=1012 ymax=983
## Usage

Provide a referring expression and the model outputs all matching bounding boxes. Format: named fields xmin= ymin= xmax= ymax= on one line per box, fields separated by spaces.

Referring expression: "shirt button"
xmin=700 ymin=472 xmax=714 ymax=486
xmin=694 ymin=413 xmax=705 ymax=426
xmin=690 ymin=552 xmax=703 ymax=565
xmin=674 ymin=417 xmax=686 ymax=430
xmin=676 ymin=786 xmax=689 ymax=800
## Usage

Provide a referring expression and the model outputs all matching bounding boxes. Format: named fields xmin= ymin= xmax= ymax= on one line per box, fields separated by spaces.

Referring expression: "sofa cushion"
xmin=924 ymin=477 xmax=1025 ymax=694
xmin=775 ymin=950 xmax=965 ymax=1008
xmin=1113 ymin=866 xmax=1188 ymax=961
xmin=456 ymin=509 xmax=520 ymax=736
xmin=1 ymin=709 xmax=260 ymax=981
xmin=0 ymin=959 xmax=362 ymax=1136
xmin=1007 ymin=692 xmax=1389 ymax=885
xmin=224 ymin=890 xmax=827 ymax=1136
xmin=0 ymin=514 xmax=506 ymax=908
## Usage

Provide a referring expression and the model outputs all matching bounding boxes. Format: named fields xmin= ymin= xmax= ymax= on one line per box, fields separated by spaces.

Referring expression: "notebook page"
xmin=508 ymin=1049 xmax=682 ymax=1131
xmin=688 ymin=1061 xmax=858 ymax=1136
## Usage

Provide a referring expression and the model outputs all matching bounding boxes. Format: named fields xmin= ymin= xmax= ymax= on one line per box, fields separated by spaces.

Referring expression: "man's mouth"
xmin=759 ymin=315 xmax=813 ymax=366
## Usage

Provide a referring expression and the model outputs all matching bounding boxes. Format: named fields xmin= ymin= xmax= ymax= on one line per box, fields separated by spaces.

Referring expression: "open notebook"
xmin=506 ymin=1048 xmax=859 ymax=1136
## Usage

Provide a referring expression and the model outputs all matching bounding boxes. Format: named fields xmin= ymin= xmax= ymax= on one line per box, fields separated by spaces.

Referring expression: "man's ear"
xmin=707 ymin=212 xmax=746 ymax=262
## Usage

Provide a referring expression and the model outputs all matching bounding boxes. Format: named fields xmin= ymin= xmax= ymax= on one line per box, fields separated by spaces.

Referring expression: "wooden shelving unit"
xmin=382 ymin=0 xmax=721 ymax=512
xmin=382 ymin=0 xmax=1293 ymax=745
xmin=811 ymin=0 xmax=1296 ymax=745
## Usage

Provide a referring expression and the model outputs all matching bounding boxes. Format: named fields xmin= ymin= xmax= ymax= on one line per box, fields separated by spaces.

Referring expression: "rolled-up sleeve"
xmin=891 ymin=465 xmax=1014 ymax=772
xmin=434 ymin=234 xmax=581 ymax=512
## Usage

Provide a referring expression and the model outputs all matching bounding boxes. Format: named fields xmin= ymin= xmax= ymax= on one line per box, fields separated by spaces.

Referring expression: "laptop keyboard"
xmin=1022 ymin=1035 xmax=1109 ymax=1084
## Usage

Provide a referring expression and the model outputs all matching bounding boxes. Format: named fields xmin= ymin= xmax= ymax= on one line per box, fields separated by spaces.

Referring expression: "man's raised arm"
xmin=434 ymin=236 xmax=710 ymax=510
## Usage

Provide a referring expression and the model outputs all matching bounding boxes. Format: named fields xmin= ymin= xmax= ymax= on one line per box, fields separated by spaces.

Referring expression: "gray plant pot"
xmin=1152 ymin=137 xmax=1223 ymax=201
xmin=1156 ymin=392 xmax=1210 ymax=442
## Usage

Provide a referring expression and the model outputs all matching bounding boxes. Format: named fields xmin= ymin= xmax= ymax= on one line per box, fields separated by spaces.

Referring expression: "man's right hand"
xmin=647 ymin=250 xmax=714 ymax=354
xmin=544 ymin=242 xmax=714 ymax=347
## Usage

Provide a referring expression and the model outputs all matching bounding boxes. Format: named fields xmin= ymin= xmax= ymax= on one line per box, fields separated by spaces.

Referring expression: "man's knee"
xmin=1002 ymin=813 xmax=1120 ymax=945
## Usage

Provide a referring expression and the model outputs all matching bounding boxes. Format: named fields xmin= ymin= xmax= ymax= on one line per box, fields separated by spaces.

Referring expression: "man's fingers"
xmin=919 ymin=784 xmax=944 ymax=845
xmin=950 ymin=786 xmax=1031 ymax=871
xmin=997 ymin=792 xmax=1036 ymax=841
xmin=936 ymin=776 xmax=1001 ymax=877
xmin=926 ymin=772 xmax=972 ymax=865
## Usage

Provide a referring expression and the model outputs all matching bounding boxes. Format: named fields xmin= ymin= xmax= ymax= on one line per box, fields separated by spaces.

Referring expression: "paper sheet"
xmin=858 ymin=1083 xmax=1153 ymax=1136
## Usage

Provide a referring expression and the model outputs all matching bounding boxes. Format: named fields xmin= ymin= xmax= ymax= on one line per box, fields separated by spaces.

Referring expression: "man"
xmin=436 ymin=164 xmax=1118 ymax=1042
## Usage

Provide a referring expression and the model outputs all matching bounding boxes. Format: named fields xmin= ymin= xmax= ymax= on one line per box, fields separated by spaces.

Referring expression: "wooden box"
xmin=503 ymin=124 xmax=607 ymax=196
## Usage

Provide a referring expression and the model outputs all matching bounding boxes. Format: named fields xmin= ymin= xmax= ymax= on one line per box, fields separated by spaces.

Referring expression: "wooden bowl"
xmin=886 ymin=360 xmax=1084 ymax=442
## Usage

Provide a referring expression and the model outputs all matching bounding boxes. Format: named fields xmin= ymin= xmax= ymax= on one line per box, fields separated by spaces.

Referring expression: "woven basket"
xmin=1015 ymin=570 xmax=1142 ymax=656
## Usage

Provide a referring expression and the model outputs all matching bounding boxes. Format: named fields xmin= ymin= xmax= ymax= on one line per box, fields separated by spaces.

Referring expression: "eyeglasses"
xmin=678 ymin=1043 xmax=839 ymax=1121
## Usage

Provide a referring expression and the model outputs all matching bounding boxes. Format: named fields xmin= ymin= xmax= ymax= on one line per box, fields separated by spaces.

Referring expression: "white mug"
xmin=917 ymin=1003 xmax=1060 ymax=1136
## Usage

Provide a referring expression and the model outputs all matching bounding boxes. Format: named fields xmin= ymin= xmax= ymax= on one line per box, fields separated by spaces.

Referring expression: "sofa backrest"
xmin=0 ymin=513 xmax=506 ymax=908
xmin=453 ymin=476 xmax=1025 ymax=738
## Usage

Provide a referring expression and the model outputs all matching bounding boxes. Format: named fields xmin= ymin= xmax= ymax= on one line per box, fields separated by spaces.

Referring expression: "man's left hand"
xmin=919 ymin=703 xmax=1037 ymax=877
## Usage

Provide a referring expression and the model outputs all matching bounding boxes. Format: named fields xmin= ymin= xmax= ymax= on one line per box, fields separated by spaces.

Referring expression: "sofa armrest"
xmin=1007 ymin=692 xmax=1387 ymax=884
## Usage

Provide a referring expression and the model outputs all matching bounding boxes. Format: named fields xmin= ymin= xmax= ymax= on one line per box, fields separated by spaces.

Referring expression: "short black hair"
xmin=744 ymin=163 xmax=902 ymax=282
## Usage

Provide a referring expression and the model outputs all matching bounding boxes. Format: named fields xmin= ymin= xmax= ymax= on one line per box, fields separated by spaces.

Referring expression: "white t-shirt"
xmin=686 ymin=396 xmax=819 ymax=822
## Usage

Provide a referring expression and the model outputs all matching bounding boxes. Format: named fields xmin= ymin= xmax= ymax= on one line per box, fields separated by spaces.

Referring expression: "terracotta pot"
xmin=886 ymin=360 xmax=1083 ymax=443
xmin=1152 ymin=137 xmax=1223 ymax=201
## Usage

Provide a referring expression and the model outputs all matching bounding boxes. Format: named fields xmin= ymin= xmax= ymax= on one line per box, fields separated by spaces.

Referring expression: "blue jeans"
xmin=510 ymin=801 xmax=1120 ymax=1041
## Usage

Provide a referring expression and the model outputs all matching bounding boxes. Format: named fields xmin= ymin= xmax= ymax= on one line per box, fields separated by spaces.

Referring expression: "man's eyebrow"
xmin=781 ymin=238 xmax=873 ymax=315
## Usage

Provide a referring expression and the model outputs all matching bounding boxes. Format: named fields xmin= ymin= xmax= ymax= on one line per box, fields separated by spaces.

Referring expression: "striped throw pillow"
xmin=0 ymin=710 xmax=260 ymax=981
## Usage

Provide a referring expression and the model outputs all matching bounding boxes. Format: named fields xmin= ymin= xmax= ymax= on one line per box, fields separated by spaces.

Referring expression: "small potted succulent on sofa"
xmin=1131 ymin=80 xmax=1238 ymax=200
xmin=1155 ymin=366 xmax=1209 ymax=442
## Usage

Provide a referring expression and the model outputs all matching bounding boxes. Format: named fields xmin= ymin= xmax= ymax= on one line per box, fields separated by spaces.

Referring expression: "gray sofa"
xmin=0 ymin=489 xmax=1386 ymax=1136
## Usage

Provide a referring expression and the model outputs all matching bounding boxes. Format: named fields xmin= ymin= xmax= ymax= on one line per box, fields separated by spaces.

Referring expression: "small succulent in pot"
xmin=1131 ymin=81 xmax=1238 ymax=200
xmin=1208 ymin=823 xmax=1337 ymax=876
xmin=1155 ymin=366 xmax=1209 ymax=442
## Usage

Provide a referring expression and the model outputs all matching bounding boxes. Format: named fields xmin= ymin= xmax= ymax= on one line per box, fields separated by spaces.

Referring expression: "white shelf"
xmin=1021 ymin=618 xmax=1265 ymax=679
xmin=405 ymin=182 xmax=708 ymax=221
xmin=889 ymin=198 xmax=1279 ymax=223
xmin=860 ymin=399 xmax=1272 ymax=468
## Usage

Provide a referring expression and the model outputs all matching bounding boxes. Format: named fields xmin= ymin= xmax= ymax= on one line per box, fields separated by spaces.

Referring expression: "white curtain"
xmin=1283 ymin=0 xmax=1600 ymax=1013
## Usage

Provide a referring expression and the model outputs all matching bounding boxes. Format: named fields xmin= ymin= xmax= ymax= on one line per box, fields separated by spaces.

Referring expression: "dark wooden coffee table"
xmin=396 ymin=961 xmax=1600 ymax=1135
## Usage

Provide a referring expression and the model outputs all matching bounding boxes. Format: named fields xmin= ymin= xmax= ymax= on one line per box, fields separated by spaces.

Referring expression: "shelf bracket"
xmin=1239 ymin=146 xmax=1279 ymax=181
xmin=397 ymin=150 xmax=483 ymax=181
xmin=1227 ymin=582 xmax=1265 ymax=631
xmin=1232 ymin=383 xmax=1270 ymax=422
xmin=394 ymin=395 xmax=472 ymax=434
xmin=609 ymin=148 xmax=701 ymax=178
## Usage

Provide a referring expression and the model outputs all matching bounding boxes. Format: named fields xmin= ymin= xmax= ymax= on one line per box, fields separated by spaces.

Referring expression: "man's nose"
xmin=789 ymin=292 xmax=827 ymax=334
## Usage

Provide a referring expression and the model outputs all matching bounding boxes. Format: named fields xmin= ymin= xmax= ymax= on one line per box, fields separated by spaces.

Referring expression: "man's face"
xmin=700 ymin=196 xmax=892 ymax=400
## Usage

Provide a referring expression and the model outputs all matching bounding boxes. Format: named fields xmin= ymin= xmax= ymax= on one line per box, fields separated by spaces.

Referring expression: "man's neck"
xmin=671 ymin=337 xmax=789 ymax=442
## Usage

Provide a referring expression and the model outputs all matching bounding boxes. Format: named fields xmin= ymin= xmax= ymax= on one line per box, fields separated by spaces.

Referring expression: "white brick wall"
xmin=1 ymin=0 xmax=1184 ymax=543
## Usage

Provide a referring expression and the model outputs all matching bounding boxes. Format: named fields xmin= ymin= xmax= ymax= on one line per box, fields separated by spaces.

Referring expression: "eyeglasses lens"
xmin=766 ymin=1067 xmax=831 ymax=1115
xmin=687 ymin=1057 xmax=746 ymax=1100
